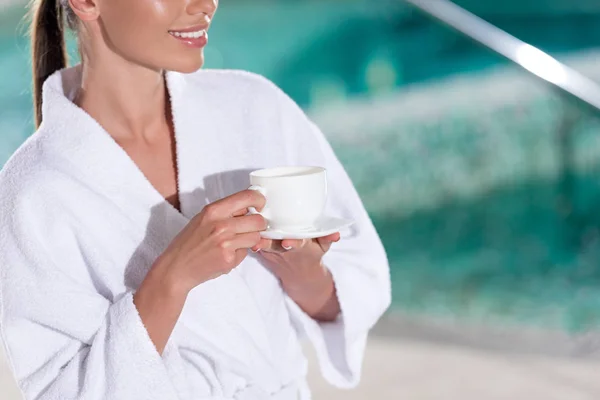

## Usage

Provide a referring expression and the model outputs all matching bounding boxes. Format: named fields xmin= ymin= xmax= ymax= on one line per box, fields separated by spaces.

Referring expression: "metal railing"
xmin=404 ymin=0 xmax=600 ymax=111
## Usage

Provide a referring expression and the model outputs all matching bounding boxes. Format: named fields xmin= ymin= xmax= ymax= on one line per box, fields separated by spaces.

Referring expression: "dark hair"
xmin=30 ymin=0 xmax=74 ymax=128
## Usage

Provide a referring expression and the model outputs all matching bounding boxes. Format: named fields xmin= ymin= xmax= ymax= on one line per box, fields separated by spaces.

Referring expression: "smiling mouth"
xmin=168 ymin=27 xmax=209 ymax=48
xmin=168 ymin=29 xmax=207 ymax=39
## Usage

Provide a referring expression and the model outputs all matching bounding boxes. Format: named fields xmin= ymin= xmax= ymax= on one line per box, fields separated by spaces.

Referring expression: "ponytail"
xmin=30 ymin=0 xmax=68 ymax=128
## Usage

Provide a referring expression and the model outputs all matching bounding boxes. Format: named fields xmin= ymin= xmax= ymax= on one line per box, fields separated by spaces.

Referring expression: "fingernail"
xmin=282 ymin=245 xmax=292 ymax=251
xmin=251 ymin=247 xmax=260 ymax=253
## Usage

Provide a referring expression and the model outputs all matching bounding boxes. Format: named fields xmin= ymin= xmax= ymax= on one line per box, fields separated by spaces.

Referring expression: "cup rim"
xmin=250 ymin=166 xmax=325 ymax=179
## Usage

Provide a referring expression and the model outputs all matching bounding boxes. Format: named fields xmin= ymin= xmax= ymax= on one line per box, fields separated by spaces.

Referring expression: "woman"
xmin=0 ymin=0 xmax=390 ymax=399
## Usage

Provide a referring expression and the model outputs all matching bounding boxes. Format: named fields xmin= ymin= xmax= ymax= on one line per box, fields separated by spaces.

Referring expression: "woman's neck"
xmin=76 ymin=58 xmax=170 ymax=143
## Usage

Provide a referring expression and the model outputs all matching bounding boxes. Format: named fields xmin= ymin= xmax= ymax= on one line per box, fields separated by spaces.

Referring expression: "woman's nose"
xmin=186 ymin=0 xmax=218 ymax=19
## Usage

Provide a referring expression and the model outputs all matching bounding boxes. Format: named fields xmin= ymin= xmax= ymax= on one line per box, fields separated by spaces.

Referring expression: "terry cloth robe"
xmin=0 ymin=65 xmax=391 ymax=400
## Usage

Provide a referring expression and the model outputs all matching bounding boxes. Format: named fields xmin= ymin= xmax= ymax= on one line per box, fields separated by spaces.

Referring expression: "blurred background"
xmin=3 ymin=0 xmax=600 ymax=398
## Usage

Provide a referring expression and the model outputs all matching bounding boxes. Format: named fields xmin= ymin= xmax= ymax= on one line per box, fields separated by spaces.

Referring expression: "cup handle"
xmin=247 ymin=185 xmax=268 ymax=218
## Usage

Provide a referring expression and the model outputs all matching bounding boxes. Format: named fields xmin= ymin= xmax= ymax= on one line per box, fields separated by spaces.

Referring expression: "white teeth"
xmin=170 ymin=30 xmax=206 ymax=39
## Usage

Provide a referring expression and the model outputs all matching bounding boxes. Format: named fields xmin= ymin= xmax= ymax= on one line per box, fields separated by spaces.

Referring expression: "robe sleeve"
xmin=0 ymin=188 xmax=182 ymax=399
xmin=273 ymin=85 xmax=392 ymax=388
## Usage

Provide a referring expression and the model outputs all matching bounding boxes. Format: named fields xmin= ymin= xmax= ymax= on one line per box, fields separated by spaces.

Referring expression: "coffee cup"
xmin=248 ymin=166 xmax=327 ymax=231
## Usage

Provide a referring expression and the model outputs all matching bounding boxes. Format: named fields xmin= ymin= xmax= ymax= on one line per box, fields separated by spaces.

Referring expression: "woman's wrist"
xmin=283 ymin=265 xmax=341 ymax=322
xmin=150 ymin=251 xmax=193 ymax=298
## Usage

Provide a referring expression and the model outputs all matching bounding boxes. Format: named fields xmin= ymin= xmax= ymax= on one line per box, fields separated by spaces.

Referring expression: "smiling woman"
xmin=0 ymin=0 xmax=390 ymax=399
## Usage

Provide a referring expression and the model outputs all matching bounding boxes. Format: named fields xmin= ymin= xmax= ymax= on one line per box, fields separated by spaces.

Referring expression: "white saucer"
xmin=259 ymin=216 xmax=355 ymax=240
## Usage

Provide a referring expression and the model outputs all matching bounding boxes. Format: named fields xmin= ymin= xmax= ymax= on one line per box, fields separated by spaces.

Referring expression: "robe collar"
xmin=40 ymin=65 xmax=195 ymax=243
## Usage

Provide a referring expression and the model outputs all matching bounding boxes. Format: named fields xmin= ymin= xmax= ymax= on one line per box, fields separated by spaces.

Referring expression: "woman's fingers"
xmin=251 ymin=233 xmax=341 ymax=253
xmin=281 ymin=239 xmax=306 ymax=250
xmin=252 ymin=239 xmax=302 ymax=253
xmin=253 ymin=239 xmax=306 ymax=253
xmin=256 ymin=238 xmax=273 ymax=252
xmin=253 ymin=239 xmax=290 ymax=253
xmin=207 ymin=189 xmax=266 ymax=219
xmin=316 ymin=232 xmax=341 ymax=252
xmin=229 ymin=214 xmax=268 ymax=234
xmin=316 ymin=232 xmax=340 ymax=245
xmin=227 ymin=232 xmax=263 ymax=250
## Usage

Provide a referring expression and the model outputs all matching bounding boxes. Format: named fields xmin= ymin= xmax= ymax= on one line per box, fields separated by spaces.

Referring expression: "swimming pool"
xmin=3 ymin=1 xmax=600 ymax=334
xmin=313 ymin=57 xmax=600 ymax=332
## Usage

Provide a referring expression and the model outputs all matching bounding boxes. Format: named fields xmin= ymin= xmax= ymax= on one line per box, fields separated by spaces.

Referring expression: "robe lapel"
xmin=42 ymin=65 xmax=190 ymax=251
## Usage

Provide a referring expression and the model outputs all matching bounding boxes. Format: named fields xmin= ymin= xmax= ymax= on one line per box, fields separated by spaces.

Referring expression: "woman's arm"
xmin=273 ymin=84 xmax=392 ymax=388
xmin=133 ymin=257 xmax=188 ymax=355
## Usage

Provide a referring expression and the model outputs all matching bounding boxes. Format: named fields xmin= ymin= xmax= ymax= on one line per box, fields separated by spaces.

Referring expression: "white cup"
xmin=248 ymin=166 xmax=327 ymax=231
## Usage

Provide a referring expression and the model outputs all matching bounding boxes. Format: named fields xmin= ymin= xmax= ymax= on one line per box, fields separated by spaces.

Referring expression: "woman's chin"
xmin=167 ymin=54 xmax=205 ymax=74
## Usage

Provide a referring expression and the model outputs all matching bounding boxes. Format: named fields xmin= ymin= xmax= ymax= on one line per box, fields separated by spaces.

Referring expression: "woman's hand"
xmin=154 ymin=189 xmax=268 ymax=295
xmin=252 ymin=233 xmax=342 ymax=321
xmin=135 ymin=189 xmax=267 ymax=354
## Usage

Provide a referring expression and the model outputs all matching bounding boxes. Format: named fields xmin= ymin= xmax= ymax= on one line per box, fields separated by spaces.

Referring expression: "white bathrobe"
xmin=0 ymin=65 xmax=391 ymax=400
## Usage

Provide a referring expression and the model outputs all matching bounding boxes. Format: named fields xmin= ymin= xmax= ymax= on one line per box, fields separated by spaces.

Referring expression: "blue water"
xmin=374 ymin=178 xmax=600 ymax=332
xmin=3 ymin=3 xmax=600 ymax=333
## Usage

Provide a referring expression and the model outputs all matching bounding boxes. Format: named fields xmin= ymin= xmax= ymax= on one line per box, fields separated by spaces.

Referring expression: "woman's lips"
xmin=168 ymin=28 xmax=208 ymax=49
